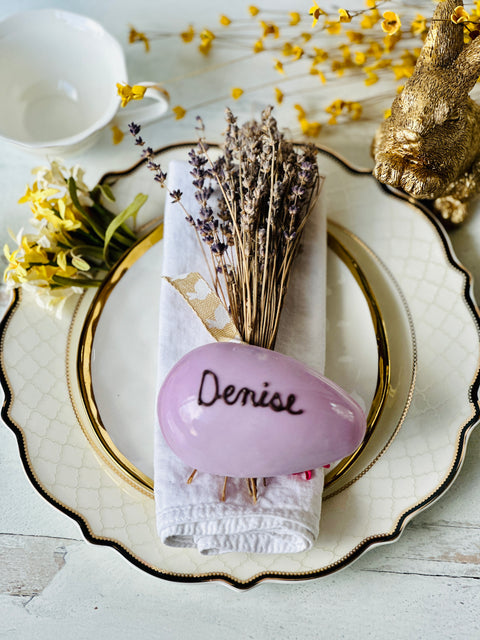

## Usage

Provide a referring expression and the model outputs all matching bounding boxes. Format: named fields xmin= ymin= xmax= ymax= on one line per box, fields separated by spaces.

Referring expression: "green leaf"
xmin=103 ymin=193 xmax=147 ymax=265
xmin=71 ymin=256 xmax=91 ymax=271
xmin=68 ymin=177 xmax=105 ymax=241
xmin=52 ymin=275 xmax=103 ymax=288
xmin=95 ymin=183 xmax=116 ymax=202
xmin=69 ymin=228 xmax=104 ymax=247
xmin=68 ymin=245 xmax=105 ymax=261
xmin=91 ymin=202 xmax=137 ymax=243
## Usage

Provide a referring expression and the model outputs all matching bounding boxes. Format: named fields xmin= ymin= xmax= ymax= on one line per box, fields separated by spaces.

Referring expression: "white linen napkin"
xmin=154 ymin=160 xmax=326 ymax=555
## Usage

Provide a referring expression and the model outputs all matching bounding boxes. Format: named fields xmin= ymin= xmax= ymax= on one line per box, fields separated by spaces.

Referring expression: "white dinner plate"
xmin=1 ymin=145 xmax=479 ymax=589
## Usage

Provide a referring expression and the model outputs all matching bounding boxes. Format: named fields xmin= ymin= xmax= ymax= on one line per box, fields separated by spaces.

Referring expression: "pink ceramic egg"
xmin=157 ymin=342 xmax=366 ymax=478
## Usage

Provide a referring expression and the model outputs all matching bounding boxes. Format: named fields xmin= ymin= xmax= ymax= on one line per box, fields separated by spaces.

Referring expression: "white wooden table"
xmin=1 ymin=1 xmax=479 ymax=637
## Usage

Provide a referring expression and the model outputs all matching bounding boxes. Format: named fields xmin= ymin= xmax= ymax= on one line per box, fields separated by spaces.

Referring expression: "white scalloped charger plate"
xmin=1 ymin=145 xmax=479 ymax=589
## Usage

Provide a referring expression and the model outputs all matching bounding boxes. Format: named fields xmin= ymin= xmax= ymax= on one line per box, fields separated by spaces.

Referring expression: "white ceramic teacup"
xmin=0 ymin=9 xmax=169 ymax=154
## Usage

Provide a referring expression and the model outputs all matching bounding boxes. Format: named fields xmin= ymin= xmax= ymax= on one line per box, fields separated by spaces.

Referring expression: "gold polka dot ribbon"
xmin=164 ymin=272 xmax=241 ymax=343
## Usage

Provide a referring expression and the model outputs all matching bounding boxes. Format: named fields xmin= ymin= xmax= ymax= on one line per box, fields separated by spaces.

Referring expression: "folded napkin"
xmin=154 ymin=160 xmax=326 ymax=555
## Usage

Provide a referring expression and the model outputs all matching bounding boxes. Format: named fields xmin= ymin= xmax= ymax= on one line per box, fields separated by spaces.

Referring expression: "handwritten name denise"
xmin=197 ymin=369 xmax=304 ymax=415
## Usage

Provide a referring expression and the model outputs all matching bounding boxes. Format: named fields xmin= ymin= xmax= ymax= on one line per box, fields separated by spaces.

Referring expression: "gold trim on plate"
xmin=75 ymin=224 xmax=164 ymax=492
xmin=72 ymin=222 xmax=391 ymax=495
xmin=324 ymin=231 xmax=389 ymax=487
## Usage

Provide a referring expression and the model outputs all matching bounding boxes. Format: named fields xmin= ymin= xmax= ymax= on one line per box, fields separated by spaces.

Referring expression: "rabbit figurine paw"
xmin=372 ymin=0 xmax=480 ymax=225
xmin=434 ymin=196 xmax=468 ymax=225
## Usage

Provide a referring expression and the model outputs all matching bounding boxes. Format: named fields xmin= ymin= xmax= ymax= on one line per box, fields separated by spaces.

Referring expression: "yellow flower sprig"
xmin=128 ymin=26 xmax=150 ymax=52
xmin=450 ymin=5 xmax=480 ymax=39
xmin=116 ymin=83 xmax=147 ymax=107
xmin=4 ymin=161 xmax=148 ymax=315
xmin=325 ymin=99 xmax=362 ymax=124
xmin=125 ymin=2 xmax=440 ymax=138
xmin=309 ymin=0 xmax=391 ymax=31
xmin=294 ymin=104 xmax=322 ymax=137
xmin=381 ymin=11 xmax=402 ymax=35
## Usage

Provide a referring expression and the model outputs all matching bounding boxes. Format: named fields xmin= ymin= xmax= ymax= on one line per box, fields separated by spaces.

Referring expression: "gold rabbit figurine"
xmin=372 ymin=0 xmax=480 ymax=224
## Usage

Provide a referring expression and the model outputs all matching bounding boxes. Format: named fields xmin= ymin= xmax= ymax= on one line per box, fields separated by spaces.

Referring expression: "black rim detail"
xmin=1 ymin=145 xmax=479 ymax=590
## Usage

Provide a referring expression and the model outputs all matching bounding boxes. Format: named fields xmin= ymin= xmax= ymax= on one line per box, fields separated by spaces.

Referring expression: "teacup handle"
xmin=114 ymin=81 xmax=169 ymax=129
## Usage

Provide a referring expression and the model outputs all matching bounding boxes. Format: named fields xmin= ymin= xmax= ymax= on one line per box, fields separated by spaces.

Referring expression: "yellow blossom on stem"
xmin=354 ymin=51 xmax=366 ymax=65
xmin=57 ymin=250 xmax=68 ymax=272
xmin=325 ymin=20 xmax=342 ymax=35
xmin=294 ymin=104 xmax=321 ymax=137
xmin=260 ymin=21 xmax=280 ymax=39
xmin=339 ymin=44 xmax=352 ymax=62
xmin=248 ymin=5 xmax=259 ymax=17
xmin=391 ymin=65 xmax=409 ymax=81
xmin=301 ymin=32 xmax=312 ymax=42
xmin=219 ymin=15 xmax=231 ymax=26
xmin=350 ymin=102 xmax=362 ymax=120
xmin=294 ymin=104 xmax=306 ymax=119
xmin=361 ymin=9 xmax=380 ymax=29
xmin=18 ymin=184 xmax=58 ymax=205
xmin=411 ymin=14 xmax=427 ymax=37
xmin=180 ymin=25 xmax=195 ymax=43
xmin=253 ymin=39 xmax=264 ymax=53
xmin=19 ymin=239 xmax=50 ymax=266
xmin=325 ymin=98 xmax=343 ymax=124
xmin=366 ymin=41 xmax=383 ymax=59
xmin=309 ymin=2 xmax=326 ymax=28
xmin=391 ymin=50 xmax=417 ymax=81
xmin=381 ymin=11 xmax=401 ymax=35
xmin=338 ymin=9 xmax=352 ymax=23
xmin=384 ymin=108 xmax=392 ymax=119
xmin=199 ymin=41 xmax=212 ymax=55
xmin=282 ymin=42 xmax=293 ymax=57
xmin=116 ymin=83 xmax=147 ymax=107
xmin=199 ymin=29 xmax=215 ymax=54
xmin=289 ymin=12 xmax=301 ymax=26
xmin=111 ymin=125 xmax=124 ymax=145
xmin=365 ymin=69 xmax=379 ymax=85
xmin=274 ymin=87 xmax=284 ymax=104
xmin=231 ymin=87 xmax=244 ymax=100
xmin=172 ymin=105 xmax=186 ymax=120
xmin=368 ymin=58 xmax=392 ymax=71
xmin=291 ymin=46 xmax=304 ymax=60
xmin=346 ymin=30 xmax=364 ymax=44
xmin=312 ymin=47 xmax=328 ymax=64
xmin=383 ymin=33 xmax=402 ymax=53
xmin=331 ymin=60 xmax=345 ymax=76
xmin=451 ymin=6 xmax=470 ymax=24
xmin=300 ymin=119 xmax=322 ymax=137
xmin=274 ymin=59 xmax=285 ymax=74
xmin=128 ymin=27 xmax=150 ymax=53
xmin=325 ymin=99 xmax=362 ymax=124
xmin=331 ymin=47 xmax=354 ymax=76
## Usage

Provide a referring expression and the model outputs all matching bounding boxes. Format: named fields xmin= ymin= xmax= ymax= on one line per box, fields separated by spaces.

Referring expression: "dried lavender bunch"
xmin=188 ymin=107 xmax=322 ymax=349
xmin=129 ymin=107 xmax=322 ymax=349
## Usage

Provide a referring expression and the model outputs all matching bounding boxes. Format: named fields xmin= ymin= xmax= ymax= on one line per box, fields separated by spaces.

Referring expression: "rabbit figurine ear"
xmin=455 ymin=36 xmax=480 ymax=94
xmin=416 ymin=0 xmax=464 ymax=69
